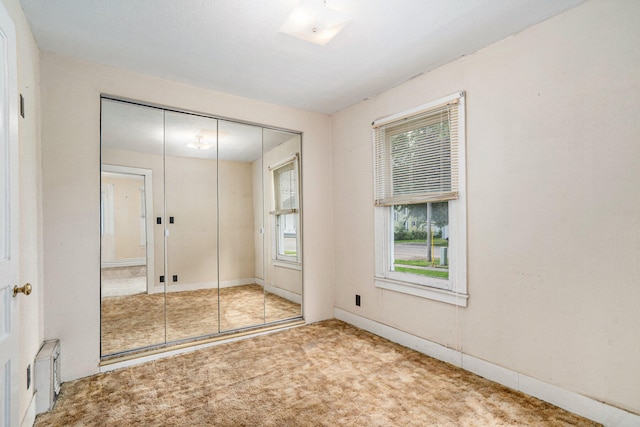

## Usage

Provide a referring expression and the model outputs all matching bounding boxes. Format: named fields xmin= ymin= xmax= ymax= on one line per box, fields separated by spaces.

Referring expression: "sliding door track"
xmin=100 ymin=318 xmax=305 ymax=368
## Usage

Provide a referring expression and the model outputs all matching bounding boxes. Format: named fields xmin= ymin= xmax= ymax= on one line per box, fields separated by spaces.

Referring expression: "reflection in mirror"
xmin=218 ymin=120 xmax=266 ymax=331
xmin=101 ymin=99 xmax=165 ymax=355
xmin=100 ymin=98 xmax=303 ymax=357
xmin=164 ymin=112 xmax=219 ymax=342
xmin=263 ymin=129 xmax=303 ymax=323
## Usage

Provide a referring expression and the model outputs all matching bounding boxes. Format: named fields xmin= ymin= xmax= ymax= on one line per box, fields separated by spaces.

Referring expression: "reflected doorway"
xmin=100 ymin=166 xmax=154 ymax=296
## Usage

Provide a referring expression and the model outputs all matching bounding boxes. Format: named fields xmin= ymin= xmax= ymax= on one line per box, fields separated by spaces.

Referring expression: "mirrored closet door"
xmin=100 ymin=98 xmax=302 ymax=357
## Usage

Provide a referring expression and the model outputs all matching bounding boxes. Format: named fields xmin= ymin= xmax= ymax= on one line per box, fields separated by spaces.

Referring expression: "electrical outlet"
xmin=27 ymin=364 xmax=31 ymax=389
xmin=355 ymin=294 xmax=361 ymax=306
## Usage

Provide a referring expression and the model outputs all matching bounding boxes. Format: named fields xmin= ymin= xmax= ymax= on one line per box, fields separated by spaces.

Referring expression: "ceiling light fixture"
xmin=279 ymin=0 xmax=351 ymax=46
xmin=186 ymin=135 xmax=213 ymax=150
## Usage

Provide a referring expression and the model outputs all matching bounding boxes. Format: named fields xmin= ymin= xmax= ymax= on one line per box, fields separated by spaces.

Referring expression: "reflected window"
xmin=100 ymin=184 xmax=114 ymax=236
xmin=271 ymin=156 xmax=299 ymax=263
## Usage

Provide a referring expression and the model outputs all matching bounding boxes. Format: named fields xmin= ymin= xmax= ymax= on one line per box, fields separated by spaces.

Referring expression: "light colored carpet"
xmin=101 ymin=266 xmax=147 ymax=297
xmin=38 ymin=320 xmax=598 ymax=426
xmin=101 ymin=284 xmax=301 ymax=355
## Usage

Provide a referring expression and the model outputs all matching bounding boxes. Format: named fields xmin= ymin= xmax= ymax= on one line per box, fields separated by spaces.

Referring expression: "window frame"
xmin=270 ymin=154 xmax=301 ymax=265
xmin=373 ymin=92 xmax=468 ymax=307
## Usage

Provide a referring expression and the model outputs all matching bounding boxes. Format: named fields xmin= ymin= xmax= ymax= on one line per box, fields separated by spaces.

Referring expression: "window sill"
xmin=374 ymin=277 xmax=468 ymax=307
xmin=273 ymin=260 xmax=302 ymax=271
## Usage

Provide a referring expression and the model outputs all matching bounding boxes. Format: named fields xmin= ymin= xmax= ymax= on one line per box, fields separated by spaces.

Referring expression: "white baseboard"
xmin=264 ymin=284 xmax=301 ymax=304
xmin=101 ymin=258 xmax=146 ymax=268
xmin=219 ymin=278 xmax=256 ymax=289
xmin=334 ymin=308 xmax=640 ymax=427
xmin=158 ymin=278 xmax=257 ymax=293
xmin=20 ymin=392 xmax=36 ymax=427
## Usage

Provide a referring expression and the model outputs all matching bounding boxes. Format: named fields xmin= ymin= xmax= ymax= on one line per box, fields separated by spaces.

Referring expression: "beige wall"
xmin=217 ymin=160 xmax=256 ymax=283
xmin=331 ymin=0 xmax=640 ymax=414
xmin=0 ymin=0 xmax=44 ymax=423
xmin=41 ymin=52 xmax=334 ymax=381
xmin=103 ymin=148 xmax=260 ymax=290
xmin=164 ymin=155 xmax=218 ymax=287
xmin=101 ymin=173 xmax=145 ymax=261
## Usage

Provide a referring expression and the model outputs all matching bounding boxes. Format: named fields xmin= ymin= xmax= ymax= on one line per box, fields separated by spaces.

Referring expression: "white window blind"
xmin=269 ymin=154 xmax=299 ymax=215
xmin=373 ymin=95 xmax=462 ymax=206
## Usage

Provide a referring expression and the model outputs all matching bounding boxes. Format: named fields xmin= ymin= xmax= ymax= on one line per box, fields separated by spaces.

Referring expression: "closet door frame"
xmin=100 ymin=95 xmax=304 ymax=358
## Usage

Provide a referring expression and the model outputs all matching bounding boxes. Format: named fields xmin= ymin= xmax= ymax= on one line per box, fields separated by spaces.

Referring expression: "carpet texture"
xmin=37 ymin=320 xmax=598 ymax=426
xmin=101 ymin=284 xmax=301 ymax=355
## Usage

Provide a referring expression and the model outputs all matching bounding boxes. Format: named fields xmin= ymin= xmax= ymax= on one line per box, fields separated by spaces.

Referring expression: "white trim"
xmin=374 ymin=277 xmax=468 ymax=307
xmin=164 ymin=281 xmax=218 ymax=292
xmin=0 ymin=5 xmax=19 ymax=426
xmin=264 ymin=284 xmax=302 ymax=304
xmin=218 ymin=278 xmax=256 ymax=289
xmin=138 ymin=186 xmax=146 ymax=246
xmin=267 ymin=153 xmax=298 ymax=171
xmin=100 ymin=183 xmax=114 ymax=236
xmin=334 ymin=308 xmax=640 ymax=427
xmin=273 ymin=260 xmax=302 ymax=271
xmin=156 ymin=278 xmax=259 ymax=293
xmin=455 ymin=94 xmax=467 ymax=293
xmin=100 ymin=258 xmax=146 ymax=268
xmin=0 ymin=0 xmax=17 ymax=265
xmin=19 ymin=392 xmax=35 ymax=427
xmin=372 ymin=91 xmax=464 ymax=128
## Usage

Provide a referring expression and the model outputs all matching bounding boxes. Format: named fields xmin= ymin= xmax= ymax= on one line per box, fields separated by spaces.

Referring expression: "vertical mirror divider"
xmin=261 ymin=127 xmax=266 ymax=324
xmin=298 ymin=142 xmax=303 ymax=320
xmin=161 ymin=109 xmax=167 ymax=346
xmin=215 ymin=118 xmax=221 ymax=335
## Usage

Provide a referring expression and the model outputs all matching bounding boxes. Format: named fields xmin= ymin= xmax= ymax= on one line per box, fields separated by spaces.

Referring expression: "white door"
xmin=0 ymin=2 xmax=20 ymax=426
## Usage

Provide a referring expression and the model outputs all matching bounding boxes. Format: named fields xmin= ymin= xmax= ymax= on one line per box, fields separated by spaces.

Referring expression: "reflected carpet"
xmin=37 ymin=320 xmax=598 ymax=426
xmin=101 ymin=284 xmax=301 ymax=355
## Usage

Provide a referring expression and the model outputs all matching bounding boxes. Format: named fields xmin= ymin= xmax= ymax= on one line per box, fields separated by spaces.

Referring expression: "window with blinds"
xmin=273 ymin=160 xmax=297 ymax=213
xmin=372 ymin=92 xmax=468 ymax=306
xmin=270 ymin=155 xmax=300 ymax=263
xmin=373 ymin=95 xmax=461 ymax=206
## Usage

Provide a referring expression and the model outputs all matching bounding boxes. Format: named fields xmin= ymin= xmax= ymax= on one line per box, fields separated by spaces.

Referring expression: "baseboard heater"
xmin=35 ymin=339 xmax=61 ymax=414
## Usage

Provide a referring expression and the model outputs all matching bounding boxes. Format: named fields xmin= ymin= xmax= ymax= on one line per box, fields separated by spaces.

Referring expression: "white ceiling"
xmin=20 ymin=0 xmax=586 ymax=114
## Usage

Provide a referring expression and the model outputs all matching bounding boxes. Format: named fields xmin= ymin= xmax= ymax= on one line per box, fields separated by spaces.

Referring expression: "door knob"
xmin=13 ymin=283 xmax=32 ymax=297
